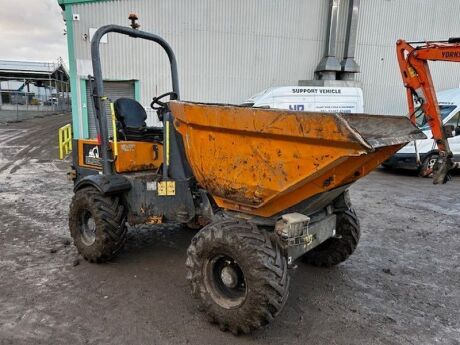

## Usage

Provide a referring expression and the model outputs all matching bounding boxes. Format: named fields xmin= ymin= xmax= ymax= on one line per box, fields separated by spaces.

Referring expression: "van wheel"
xmin=419 ymin=153 xmax=439 ymax=177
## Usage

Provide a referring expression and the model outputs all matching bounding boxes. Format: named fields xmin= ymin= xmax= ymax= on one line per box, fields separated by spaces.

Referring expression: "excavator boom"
xmin=396 ymin=38 xmax=460 ymax=183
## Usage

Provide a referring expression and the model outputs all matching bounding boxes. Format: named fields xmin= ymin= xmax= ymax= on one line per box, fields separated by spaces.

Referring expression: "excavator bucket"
xmin=170 ymin=101 xmax=425 ymax=217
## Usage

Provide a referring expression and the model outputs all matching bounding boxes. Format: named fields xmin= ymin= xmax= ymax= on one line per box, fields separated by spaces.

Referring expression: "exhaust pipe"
xmin=315 ymin=0 xmax=342 ymax=80
xmin=340 ymin=0 xmax=361 ymax=80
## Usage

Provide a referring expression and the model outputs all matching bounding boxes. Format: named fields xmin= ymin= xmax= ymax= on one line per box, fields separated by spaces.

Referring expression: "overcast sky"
xmin=0 ymin=0 xmax=68 ymax=63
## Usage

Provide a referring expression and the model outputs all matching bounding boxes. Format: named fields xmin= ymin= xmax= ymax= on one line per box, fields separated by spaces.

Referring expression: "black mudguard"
xmin=74 ymin=174 xmax=131 ymax=195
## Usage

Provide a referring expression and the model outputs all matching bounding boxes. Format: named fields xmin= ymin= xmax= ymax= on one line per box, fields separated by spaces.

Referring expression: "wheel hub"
xmin=428 ymin=157 xmax=437 ymax=169
xmin=204 ymin=255 xmax=247 ymax=309
xmin=220 ymin=266 xmax=238 ymax=288
xmin=80 ymin=210 xmax=96 ymax=246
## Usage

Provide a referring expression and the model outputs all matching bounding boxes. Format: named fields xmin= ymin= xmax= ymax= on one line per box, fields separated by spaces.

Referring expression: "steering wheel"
xmin=150 ymin=92 xmax=178 ymax=110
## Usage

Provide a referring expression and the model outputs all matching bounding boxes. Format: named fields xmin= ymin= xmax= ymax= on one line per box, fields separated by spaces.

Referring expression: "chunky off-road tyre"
xmin=419 ymin=153 xmax=439 ymax=177
xmin=186 ymin=219 xmax=289 ymax=335
xmin=186 ymin=217 xmax=204 ymax=230
xmin=69 ymin=187 xmax=127 ymax=263
xmin=303 ymin=209 xmax=360 ymax=267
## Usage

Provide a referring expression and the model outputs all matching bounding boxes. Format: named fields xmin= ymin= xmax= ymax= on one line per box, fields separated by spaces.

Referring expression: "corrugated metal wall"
xmin=72 ymin=0 xmax=329 ymax=108
xmin=72 ymin=0 xmax=460 ymax=120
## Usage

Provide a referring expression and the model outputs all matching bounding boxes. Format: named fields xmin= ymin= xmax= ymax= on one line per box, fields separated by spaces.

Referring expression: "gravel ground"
xmin=0 ymin=114 xmax=459 ymax=345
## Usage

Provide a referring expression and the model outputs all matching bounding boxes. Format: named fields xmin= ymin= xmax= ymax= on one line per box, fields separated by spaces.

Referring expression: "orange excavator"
xmin=397 ymin=38 xmax=460 ymax=183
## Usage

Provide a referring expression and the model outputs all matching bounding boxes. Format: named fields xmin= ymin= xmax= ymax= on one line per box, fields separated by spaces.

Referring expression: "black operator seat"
xmin=114 ymin=98 xmax=163 ymax=142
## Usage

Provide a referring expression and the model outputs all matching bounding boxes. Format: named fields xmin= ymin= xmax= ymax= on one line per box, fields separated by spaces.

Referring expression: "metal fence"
xmin=0 ymin=64 xmax=71 ymax=122
xmin=0 ymin=91 xmax=71 ymax=123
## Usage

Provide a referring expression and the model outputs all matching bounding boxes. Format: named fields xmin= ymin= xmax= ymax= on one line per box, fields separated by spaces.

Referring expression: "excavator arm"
xmin=396 ymin=38 xmax=460 ymax=184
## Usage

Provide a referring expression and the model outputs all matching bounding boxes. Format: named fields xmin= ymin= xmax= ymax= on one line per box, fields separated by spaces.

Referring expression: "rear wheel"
xmin=186 ymin=216 xmax=205 ymax=230
xmin=186 ymin=219 xmax=289 ymax=334
xmin=302 ymin=209 xmax=360 ymax=267
xmin=419 ymin=153 xmax=439 ymax=177
xmin=69 ymin=187 xmax=127 ymax=263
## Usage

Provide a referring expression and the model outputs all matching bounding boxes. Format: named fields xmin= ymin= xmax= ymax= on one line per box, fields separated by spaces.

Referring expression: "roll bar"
xmin=90 ymin=23 xmax=180 ymax=175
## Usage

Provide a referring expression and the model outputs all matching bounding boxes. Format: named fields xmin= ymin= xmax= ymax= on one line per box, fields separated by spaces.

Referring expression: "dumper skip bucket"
xmin=170 ymin=101 xmax=425 ymax=217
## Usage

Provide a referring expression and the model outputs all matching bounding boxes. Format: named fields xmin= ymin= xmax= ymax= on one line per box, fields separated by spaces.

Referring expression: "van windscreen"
xmin=415 ymin=105 xmax=456 ymax=130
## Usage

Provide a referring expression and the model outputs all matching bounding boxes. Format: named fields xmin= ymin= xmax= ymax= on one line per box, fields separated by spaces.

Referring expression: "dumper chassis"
xmin=68 ymin=17 xmax=424 ymax=334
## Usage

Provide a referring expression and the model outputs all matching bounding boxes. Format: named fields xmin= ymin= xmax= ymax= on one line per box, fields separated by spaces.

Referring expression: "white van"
xmin=243 ymin=86 xmax=364 ymax=113
xmin=383 ymin=88 xmax=460 ymax=175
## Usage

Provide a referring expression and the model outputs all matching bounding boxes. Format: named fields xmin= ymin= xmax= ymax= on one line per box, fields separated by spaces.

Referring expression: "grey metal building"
xmin=58 ymin=0 xmax=460 ymax=138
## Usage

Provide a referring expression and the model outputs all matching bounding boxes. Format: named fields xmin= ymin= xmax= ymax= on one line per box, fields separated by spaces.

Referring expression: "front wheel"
xmin=186 ymin=219 xmax=289 ymax=334
xmin=419 ymin=153 xmax=439 ymax=177
xmin=69 ymin=187 xmax=127 ymax=263
xmin=302 ymin=209 xmax=360 ymax=267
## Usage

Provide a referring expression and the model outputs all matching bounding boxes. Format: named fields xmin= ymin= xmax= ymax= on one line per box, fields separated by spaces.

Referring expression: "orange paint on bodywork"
xmin=170 ymin=101 xmax=421 ymax=217
xmin=78 ymin=139 xmax=163 ymax=173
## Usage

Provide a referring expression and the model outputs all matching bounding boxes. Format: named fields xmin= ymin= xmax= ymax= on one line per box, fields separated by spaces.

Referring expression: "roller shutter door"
xmin=86 ymin=80 xmax=135 ymax=138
